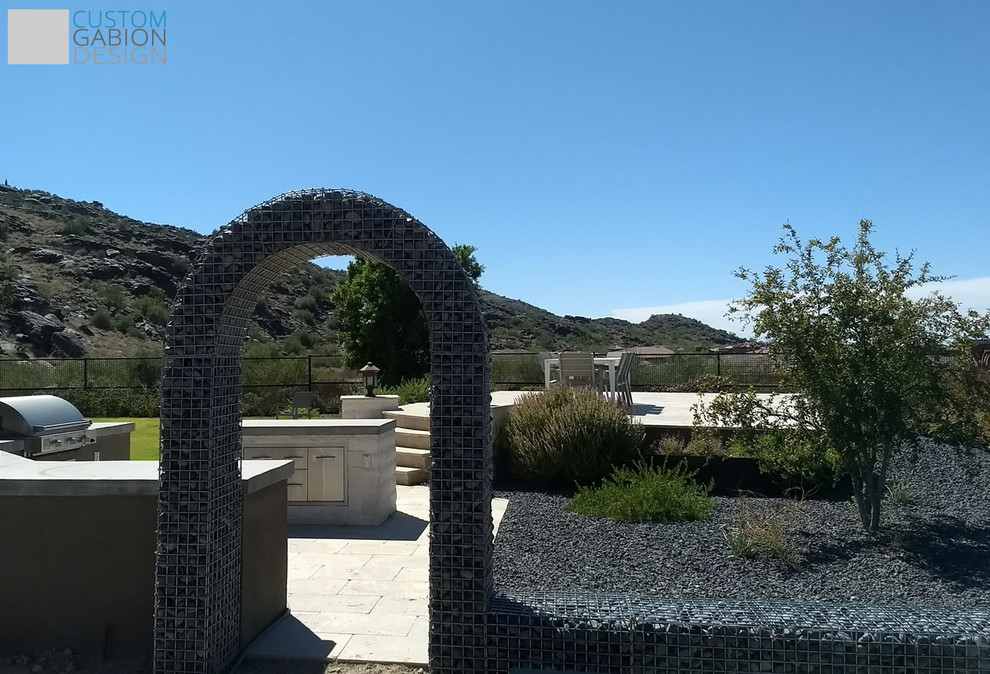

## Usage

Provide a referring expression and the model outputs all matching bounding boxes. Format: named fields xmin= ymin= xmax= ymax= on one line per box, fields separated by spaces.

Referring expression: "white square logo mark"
xmin=8 ymin=9 xmax=69 ymax=65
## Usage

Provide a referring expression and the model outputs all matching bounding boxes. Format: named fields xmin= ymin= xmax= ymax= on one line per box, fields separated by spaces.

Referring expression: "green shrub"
xmin=684 ymin=428 xmax=727 ymax=457
xmin=0 ymin=220 xmax=8 ymax=241
xmin=170 ymin=255 xmax=191 ymax=277
xmin=97 ymin=283 xmax=128 ymax=311
xmin=296 ymin=295 xmax=318 ymax=313
xmin=128 ymin=350 xmax=162 ymax=388
xmin=35 ymin=281 xmax=53 ymax=301
xmin=502 ymin=387 xmax=644 ymax=486
xmin=282 ymin=335 xmax=305 ymax=355
xmin=0 ymin=359 xmax=83 ymax=389
xmin=59 ymin=219 xmax=88 ymax=235
xmin=294 ymin=308 xmax=317 ymax=326
xmin=886 ymin=480 xmax=918 ymax=507
xmin=376 ymin=376 xmax=430 ymax=405
xmin=0 ymin=260 xmax=19 ymax=281
xmin=295 ymin=330 xmax=317 ymax=349
xmin=729 ymin=429 xmax=842 ymax=491
xmin=53 ymin=387 xmax=160 ymax=417
xmin=567 ymin=460 xmax=715 ymax=522
xmin=116 ymin=314 xmax=134 ymax=334
xmin=243 ymin=355 xmax=306 ymax=387
xmin=92 ymin=308 xmax=113 ymax=330
xmin=134 ymin=291 xmax=169 ymax=325
xmin=654 ymin=434 xmax=687 ymax=454
xmin=242 ymin=387 xmax=295 ymax=417
xmin=312 ymin=382 xmax=362 ymax=414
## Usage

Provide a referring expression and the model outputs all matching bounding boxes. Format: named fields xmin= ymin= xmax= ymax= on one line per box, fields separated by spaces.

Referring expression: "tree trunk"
xmin=868 ymin=471 xmax=882 ymax=532
xmin=851 ymin=472 xmax=870 ymax=529
xmin=851 ymin=468 xmax=882 ymax=531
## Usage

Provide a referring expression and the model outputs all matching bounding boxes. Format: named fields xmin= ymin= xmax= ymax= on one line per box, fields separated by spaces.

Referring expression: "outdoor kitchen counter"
xmin=0 ymin=453 xmax=293 ymax=661
xmin=241 ymin=418 xmax=397 ymax=525
xmin=0 ymin=454 xmax=295 ymax=496
xmin=241 ymin=418 xmax=395 ymax=433
xmin=88 ymin=420 xmax=136 ymax=433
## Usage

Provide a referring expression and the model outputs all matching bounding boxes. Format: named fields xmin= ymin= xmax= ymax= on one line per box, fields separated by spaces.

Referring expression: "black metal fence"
xmin=0 ymin=355 xmax=362 ymax=392
xmin=490 ymin=351 xmax=787 ymax=390
xmin=1 ymin=352 xmax=963 ymax=395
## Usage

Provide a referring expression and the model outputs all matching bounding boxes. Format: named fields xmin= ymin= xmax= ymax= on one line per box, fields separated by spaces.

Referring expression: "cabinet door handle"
xmin=288 ymin=482 xmax=304 ymax=487
xmin=286 ymin=455 xmax=304 ymax=460
xmin=315 ymin=455 xmax=338 ymax=460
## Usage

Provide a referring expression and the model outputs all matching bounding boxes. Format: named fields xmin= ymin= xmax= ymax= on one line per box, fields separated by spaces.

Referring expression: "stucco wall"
xmin=0 ymin=482 xmax=286 ymax=663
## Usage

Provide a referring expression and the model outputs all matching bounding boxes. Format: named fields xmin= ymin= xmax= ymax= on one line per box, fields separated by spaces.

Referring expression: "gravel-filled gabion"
xmin=490 ymin=440 xmax=990 ymax=672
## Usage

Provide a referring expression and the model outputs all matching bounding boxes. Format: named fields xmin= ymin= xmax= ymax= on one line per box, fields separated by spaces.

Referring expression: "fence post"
xmin=308 ymin=355 xmax=313 ymax=392
xmin=83 ymin=358 xmax=88 ymax=389
xmin=716 ymin=353 xmax=721 ymax=381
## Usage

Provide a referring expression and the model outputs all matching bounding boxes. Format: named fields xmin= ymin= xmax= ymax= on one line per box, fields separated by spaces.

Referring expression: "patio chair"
xmin=277 ymin=390 xmax=314 ymax=419
xmin=551 ymin=351 xmax=598 ymax=390
xmin=538 ymin=351 xmax=559 ymax=386
xmin=595 ymin=350 xmax=624 ymax=390
xmin=613 ymin=352 xmax=635 ymax=409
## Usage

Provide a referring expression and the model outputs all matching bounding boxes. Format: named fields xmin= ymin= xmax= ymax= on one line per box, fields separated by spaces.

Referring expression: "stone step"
xmin=383 ymin=409 xmax=430 ymax=432
xmin=396 ymin=446 xmax=431 ymax=470
xmin=396 ymin=428 xmax=431 ymax=450
xmin=395 ymin=466 xmax=429 ymax=486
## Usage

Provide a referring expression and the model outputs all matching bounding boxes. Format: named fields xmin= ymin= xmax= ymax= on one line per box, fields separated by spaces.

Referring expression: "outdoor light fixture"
xmin=359 ymin=362 xmax=381 ymax=397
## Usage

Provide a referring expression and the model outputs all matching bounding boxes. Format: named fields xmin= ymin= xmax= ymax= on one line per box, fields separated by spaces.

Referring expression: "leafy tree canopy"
xmin=331 ymin=244 xmax=484 ymax=386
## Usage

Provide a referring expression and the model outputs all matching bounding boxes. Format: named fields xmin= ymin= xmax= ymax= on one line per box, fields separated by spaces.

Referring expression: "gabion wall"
xmin=156 ymin=189 xmax=492 ymax=673
xmin=487 ymin=592 xmax=989 ymax=673
xmin=157 ymin=188 xmax=987 ymax=674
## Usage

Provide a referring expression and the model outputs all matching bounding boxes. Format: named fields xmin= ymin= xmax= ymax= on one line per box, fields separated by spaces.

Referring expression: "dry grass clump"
xmin=723 ymin=492 xmax=810 ymax=568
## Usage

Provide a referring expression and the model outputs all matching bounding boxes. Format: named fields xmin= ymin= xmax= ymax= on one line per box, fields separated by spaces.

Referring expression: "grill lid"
xmin=0 ymin=395 xmax=92 ymax=437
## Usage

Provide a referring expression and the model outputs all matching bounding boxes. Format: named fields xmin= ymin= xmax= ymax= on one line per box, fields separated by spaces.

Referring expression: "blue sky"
xmin=2 ymin=1 xmax=989 ymax=336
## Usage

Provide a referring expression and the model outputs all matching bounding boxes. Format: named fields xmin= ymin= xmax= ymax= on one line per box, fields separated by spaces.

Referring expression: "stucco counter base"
xmin=242 ymin=419 xmax=397 ymax=526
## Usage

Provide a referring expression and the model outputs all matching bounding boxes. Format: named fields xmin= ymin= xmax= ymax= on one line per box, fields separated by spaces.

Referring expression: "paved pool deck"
xmin=245 ymin=485 xmax=508 ymax=666
xmin=495 ymin=390 xmax=790 ymax=429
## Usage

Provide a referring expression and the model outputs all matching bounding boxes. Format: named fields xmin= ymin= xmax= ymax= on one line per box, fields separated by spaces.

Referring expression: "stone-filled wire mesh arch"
xmin=155 ymin=189 xmax=493 ymax=673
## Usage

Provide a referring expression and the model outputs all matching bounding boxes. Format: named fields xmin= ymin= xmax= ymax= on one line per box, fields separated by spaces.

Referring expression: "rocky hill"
xmin=0 ymin=185 xmax=741 ymax=359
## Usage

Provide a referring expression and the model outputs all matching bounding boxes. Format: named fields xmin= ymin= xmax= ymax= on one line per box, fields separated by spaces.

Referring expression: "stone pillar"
xmin=340 ymin=394 xmax=400 ymax=419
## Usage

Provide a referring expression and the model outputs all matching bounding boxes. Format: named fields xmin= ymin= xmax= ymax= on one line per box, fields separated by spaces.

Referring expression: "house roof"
xmin=615 ymin=345 xmax=675 ymax=356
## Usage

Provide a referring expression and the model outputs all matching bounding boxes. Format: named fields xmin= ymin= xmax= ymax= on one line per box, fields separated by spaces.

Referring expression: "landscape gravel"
xmin=493 ymin=439 xmax=990 ymax=607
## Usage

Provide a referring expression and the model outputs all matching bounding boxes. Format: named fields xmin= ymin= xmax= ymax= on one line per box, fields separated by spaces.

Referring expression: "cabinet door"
xmin=307 ymin=447 xmax=346 ymax=502
xmin=286 ymin=474 xmax=308 ymax=502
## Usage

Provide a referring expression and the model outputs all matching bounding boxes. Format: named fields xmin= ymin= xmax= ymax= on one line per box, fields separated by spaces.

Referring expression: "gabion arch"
xmin=155 ymin=189 xmax=492 ymax=673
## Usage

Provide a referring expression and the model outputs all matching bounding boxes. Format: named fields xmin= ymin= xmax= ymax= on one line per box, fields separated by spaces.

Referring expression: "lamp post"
xmin=359 ymin=362 xmax=381 ymax=397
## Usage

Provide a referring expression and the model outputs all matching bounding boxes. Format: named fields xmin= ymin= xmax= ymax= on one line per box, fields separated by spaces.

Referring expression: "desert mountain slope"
xmin=0 ymin=185 xmax=741 ymax=358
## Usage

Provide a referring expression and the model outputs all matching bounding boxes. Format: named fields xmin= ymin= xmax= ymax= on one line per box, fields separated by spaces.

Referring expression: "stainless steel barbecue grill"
xmin=0 ymin=395 xmax=96 ymax=458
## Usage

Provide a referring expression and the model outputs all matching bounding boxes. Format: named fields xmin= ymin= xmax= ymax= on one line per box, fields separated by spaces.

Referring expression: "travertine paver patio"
xmin=408 ymin=391 xmax=794 ymax=430
xmin=246 ymin=485 xmax=509 ymax=666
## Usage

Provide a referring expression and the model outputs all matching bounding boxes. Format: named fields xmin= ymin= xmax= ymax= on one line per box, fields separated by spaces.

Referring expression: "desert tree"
xmin=697 ymin=221 xmax=990 ymax=531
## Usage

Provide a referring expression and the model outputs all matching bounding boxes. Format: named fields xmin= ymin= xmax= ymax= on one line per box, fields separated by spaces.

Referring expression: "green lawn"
xmin=92 ymin=417 xmax=159 ymax=460
xmin=92 ymin=417 xmax=281 ymax=461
